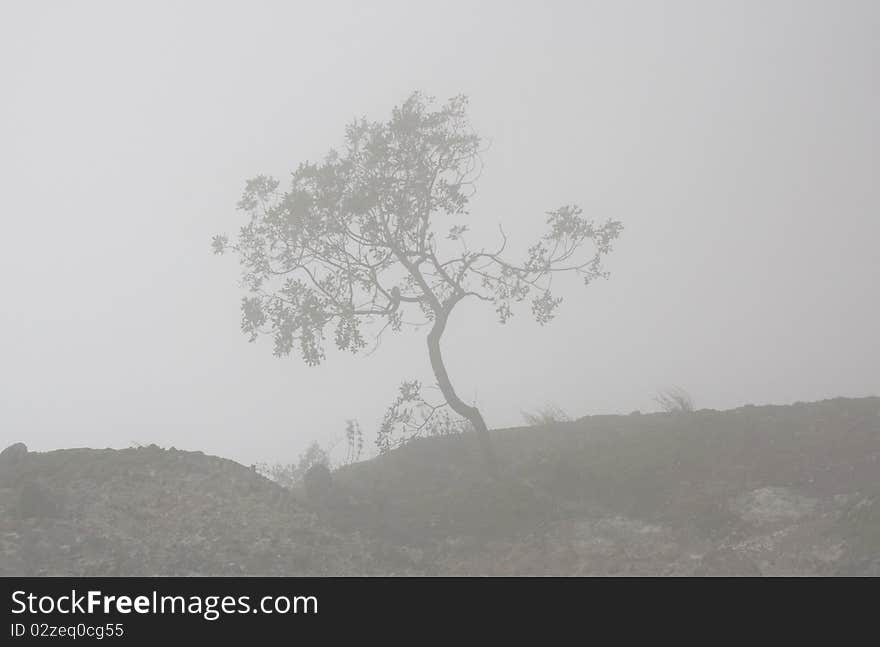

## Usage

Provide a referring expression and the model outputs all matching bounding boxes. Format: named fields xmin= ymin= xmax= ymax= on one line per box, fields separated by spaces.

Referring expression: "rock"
xmin=729 ymin=487 xmax=818 ymax=525
xmin=841 ymin=495 xmax=880 ymax=558
xmin=0 ymin=443 xmax=28 ymax=468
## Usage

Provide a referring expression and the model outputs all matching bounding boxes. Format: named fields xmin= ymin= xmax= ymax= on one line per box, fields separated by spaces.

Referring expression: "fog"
xmin=2 ymin=0 xmax=878 ymax=466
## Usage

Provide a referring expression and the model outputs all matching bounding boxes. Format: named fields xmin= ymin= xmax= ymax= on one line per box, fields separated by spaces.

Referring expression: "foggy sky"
xmin=2 ymin=1 xmax=878 ymax=466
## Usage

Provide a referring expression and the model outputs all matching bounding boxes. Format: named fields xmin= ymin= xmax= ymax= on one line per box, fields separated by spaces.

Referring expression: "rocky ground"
xmin=0 ymin=445 xmax=378 ymax=575
xmin=2 ymin=396 xmax=878 ymax=575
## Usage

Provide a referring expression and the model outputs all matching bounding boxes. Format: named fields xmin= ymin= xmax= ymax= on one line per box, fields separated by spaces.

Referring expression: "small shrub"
xmin=342 ymin=420 xmax=364 ymax=466
xmin=376 ymin=380 xmax=471 ymax=454
xmin=256 ymin=441 xmax=330 ymax=490
xmin=654 ymin=387 xmax=695 ymax=413
xmin=255 ymin=462 xmax=300 ymax=489
xmin=521 ymin=403 xmax=571 ymax=426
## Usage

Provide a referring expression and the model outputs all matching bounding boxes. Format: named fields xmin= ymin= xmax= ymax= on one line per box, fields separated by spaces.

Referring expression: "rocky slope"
xmin=2 ymin=396 xmax=878 ymax=576
xmin=329 ymin=396 xmax=880 ymax=575
xmin=0 ymin=444 xmax=380 ymax=576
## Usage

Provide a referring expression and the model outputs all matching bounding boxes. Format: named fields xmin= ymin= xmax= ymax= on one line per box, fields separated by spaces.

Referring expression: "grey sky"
xmin=2 ymin=1 xmax=878 ymax=465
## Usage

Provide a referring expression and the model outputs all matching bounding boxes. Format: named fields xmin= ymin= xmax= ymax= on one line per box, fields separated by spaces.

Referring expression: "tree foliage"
xmin=214 ymin=92 xmax=621 ymax=361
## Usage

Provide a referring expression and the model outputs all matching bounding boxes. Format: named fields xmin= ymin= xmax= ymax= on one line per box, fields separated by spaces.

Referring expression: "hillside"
xmin=2 ymin=397 xmax=879 ymax=575
xmin=0 ymin=445 xmax=383 ymax=576
xmin=330 ymin=397 xmax=880 ymax=575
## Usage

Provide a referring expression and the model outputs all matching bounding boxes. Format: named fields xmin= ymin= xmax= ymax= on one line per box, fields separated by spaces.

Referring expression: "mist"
xmin=2 ymin=0 xmax=878 ymax=470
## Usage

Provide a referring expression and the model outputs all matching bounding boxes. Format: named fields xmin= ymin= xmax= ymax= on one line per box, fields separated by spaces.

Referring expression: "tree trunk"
xmin=426 ymin=307 xmax=499 ymax=477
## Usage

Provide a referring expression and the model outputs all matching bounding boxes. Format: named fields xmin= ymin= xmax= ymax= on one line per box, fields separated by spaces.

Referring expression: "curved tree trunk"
xmin=426 ymin=307 xmax=499 ymax=477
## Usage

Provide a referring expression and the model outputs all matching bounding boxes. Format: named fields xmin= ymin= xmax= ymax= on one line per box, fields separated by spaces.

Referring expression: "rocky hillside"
xmin=2 ymin=396 xmax=878 ymax=575
xmin=0 ymin=444 xmax=383 ymax=576
xmin=329 ymin=396 xmax=880 ymax=575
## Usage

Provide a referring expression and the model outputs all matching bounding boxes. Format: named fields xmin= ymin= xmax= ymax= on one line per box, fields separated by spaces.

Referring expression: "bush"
xmin=521 ymin=403 xmax=571 ymax=426
xmin=654 ymin=387 xmax=694 ymax=413
xmin=256 ymin=441 xmax=330 ymax=490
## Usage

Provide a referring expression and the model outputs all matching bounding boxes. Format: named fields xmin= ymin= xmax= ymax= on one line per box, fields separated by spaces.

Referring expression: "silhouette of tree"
xmin=213 ymin=92 xmax=622 ymax=473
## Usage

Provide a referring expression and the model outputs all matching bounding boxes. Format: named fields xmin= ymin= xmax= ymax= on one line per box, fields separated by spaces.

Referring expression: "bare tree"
xmin=213 ymin=92 xmax=622 ymax=473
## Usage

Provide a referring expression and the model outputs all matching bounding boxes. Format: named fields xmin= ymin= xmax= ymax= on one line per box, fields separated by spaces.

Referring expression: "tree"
xmin=213 ymin=92 xmax=622 ymax=472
